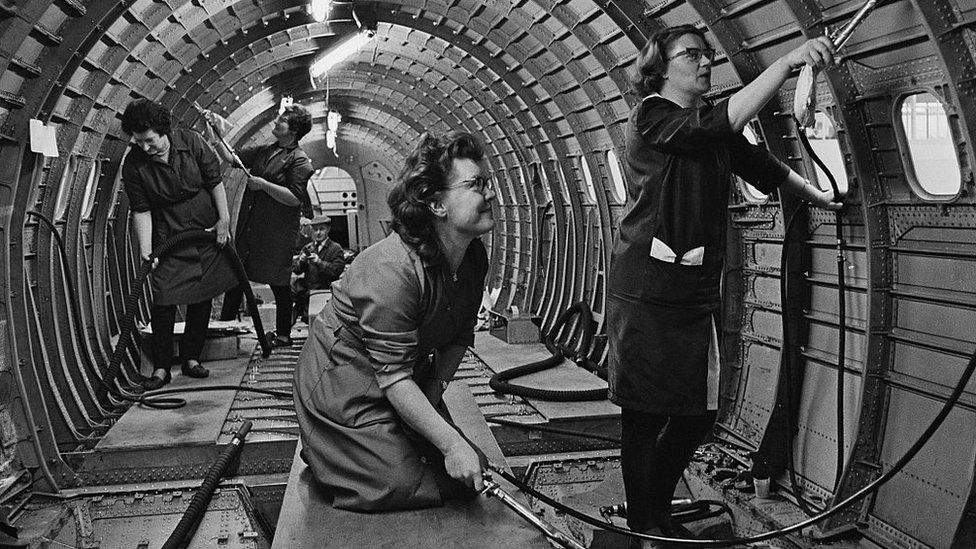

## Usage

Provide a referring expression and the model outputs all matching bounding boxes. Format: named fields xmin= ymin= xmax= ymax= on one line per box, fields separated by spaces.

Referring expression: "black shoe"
xmin=142 ymin=370 xmax=172 ymax=391
xmin=181 ymin=360 xmax=209 ymax=378
xmin=266 ymin=331 xmax=293 ymax=348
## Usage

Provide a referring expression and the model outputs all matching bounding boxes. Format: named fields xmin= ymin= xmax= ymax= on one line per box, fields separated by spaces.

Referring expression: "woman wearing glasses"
xmin=293 ymin=132 xmax=496 ymax=511
xmin=608 ymin=25 xmax=843 ymax=546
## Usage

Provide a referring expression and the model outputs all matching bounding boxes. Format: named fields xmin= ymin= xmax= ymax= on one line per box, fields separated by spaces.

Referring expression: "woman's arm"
xmin=202 ymin=110 xmax=237 ymax=165
xmin=778 ymin=169 xmax=844 ymax=209
xmin=727 ymin=37 xmax=835 ymax=132
xmin=247 ymin=176 xmax=301 ymax=206
xmin=133 ymin=210 xmax=154 ymax=262
xmin=209 ymin=182 xmax=231 ymax=245
xmin=385 ymin=378 xmax=484 ymax=490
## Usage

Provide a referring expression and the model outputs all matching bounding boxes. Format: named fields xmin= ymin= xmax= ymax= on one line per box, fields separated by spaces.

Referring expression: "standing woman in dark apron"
xmin=120 ymin=99 xmax=238 ymax=391
xmin=205 ymin=106 xmax=315 ymax=348
xmin=293 ymin=132 xmax=495 ymax=511
xmin=607 ymin=26 xmax=843 ymax=547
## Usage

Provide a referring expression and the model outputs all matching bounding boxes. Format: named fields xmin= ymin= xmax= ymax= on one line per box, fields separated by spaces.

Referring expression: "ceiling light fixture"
xmin=310 ymin=0 xmax=331 ymax=23
xmin=309 ymin=31 xmax=373 ymax=78
xmin=279 ymin=96 xmax=294 ymax=114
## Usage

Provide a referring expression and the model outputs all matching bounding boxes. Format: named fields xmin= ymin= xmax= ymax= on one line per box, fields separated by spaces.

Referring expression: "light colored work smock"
xmin=293 ymin=232 xmax=488 ymax=511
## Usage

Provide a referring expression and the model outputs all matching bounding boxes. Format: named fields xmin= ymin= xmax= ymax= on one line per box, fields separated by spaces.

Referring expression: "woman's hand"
xmin=781 ymin=36 xmax=836 ymax=71
xmin=141 ymin=253 xmax=159 ymax=270
xmin=809 ymin=187 xmax=845 ymax=210
xmin=246 ymin=175 xmax=269 ymax=191
xmin=202 ymin=110 xmax=224 ymax=137
xmin=211 ymin=218 xmax=230 ymax=246
xmin=443 ymin=439 xmax=484 ymax=491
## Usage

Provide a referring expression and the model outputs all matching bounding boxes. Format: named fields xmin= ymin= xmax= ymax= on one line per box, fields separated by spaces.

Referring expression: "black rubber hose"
xmin=543 ymin=301 xmax=594 ymax=358
xmin=98 ymin=228 xmax=272 ymax=404
xmin=779 ymin=204 xmax=819 ymax=518
xmin=543 ymin=301 xmax=605 ymax=379
xmin=489 ymin=301 xmax=607 ymax=401
xmin=162 ymin=420 xmax=252 ymax=549
xmin=833 ymin=222 xmax=848 ymax=492
xmin=486 ymin=333 xmax=975 ymax=546
xmin=28 ymin=214 xmax=287 ymax=410
xmin=795 ymin=119 xmax=847 ymax=493
xmin=477 ymin=327 xmax=976 ymax=546
xmin=486 ymin=416 xmax=621 ymax=445
xmin=26 ymin=211 xmax=125 ymax=415
xmin=686 ymin=499 xmax=737 ymax=529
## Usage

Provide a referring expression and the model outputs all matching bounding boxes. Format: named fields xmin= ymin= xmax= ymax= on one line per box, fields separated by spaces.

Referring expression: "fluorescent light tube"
xmin=310 ymin=31 xmax=372 ymax=78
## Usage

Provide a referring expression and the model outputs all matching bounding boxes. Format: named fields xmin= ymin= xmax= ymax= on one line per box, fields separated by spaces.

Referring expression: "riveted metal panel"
xmin=16 ymin=483 xmax=271 ymax=548
xmin=730 ymin=340 xmax=781 ymax=446
xmin=871 ymin=389 xmax=975 ymax=548
xmin=792 ymin=362 xmax=861 ymax=488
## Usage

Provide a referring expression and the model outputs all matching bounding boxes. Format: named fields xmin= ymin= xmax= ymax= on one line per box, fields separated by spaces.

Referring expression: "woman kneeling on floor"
xmin=293 ymin=132 xmax=497 ymax=511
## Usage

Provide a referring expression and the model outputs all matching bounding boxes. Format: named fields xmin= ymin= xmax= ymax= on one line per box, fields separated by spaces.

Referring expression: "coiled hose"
xmin=475 ymin=332 xmax=976 ymax=546
xmin=28 ymin=211 xmax=278 ymax=410
xmin=488 ymin=301 xmax=607 ymax=401
xmin=161 ymin=420 xmax=253 ymax=549
xmin=97 ymin=228 xmax=272 ymax=406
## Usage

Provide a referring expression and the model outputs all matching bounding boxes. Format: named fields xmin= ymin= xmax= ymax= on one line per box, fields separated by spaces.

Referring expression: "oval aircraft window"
xmin=580 ymin=155 xmax=597 ymax=204
xmin=606 ymin=149 xmax=627 ymax=204
xmin=805 ymin=111 xmax=848 ymax=195
xmin=898 ymin=92 xmax=960 ymax=197
xmin=54 ymin=155 xmax=79 ymax=220
xmin=738 ymin=123 xmax=768 ymax=202
xmin=557 ymin=163 xmax=571 ymax=202
xmin=81 ymin=160 xmax=101 ymax=220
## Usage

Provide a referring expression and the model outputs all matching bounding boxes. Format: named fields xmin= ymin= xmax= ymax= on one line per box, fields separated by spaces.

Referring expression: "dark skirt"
xmin=607 ymin=293 xmax=718 ymax=415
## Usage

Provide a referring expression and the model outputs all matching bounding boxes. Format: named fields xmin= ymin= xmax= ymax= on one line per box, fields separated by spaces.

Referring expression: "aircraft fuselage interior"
xmin=2 ymin=0 xmax=976 ymax=548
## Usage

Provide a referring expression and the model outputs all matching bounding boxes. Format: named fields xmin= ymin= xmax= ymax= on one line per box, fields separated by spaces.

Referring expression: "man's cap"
xmin=310 ymin=215 xmax=331 ymax=226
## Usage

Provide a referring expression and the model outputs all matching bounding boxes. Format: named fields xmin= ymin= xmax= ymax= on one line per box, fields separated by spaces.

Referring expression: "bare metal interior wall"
xmin=2 ymin=1 xmax=976 ymax=546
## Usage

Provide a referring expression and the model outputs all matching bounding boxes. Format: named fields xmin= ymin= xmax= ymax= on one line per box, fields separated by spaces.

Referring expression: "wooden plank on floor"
xmin=96 ymin=354 xmax=251 ymax=451
xmin=473 ymin=332 xmax=618 ymax=420
xmin=272 ymin=384 xmax=551 ymax=549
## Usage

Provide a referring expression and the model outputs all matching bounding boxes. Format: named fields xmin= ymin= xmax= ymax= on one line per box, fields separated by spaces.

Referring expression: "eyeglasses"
xmin=445 ymin=175 xmax=493 ymax=195
xmin=667 ymin=47 xmax=717 ymax=63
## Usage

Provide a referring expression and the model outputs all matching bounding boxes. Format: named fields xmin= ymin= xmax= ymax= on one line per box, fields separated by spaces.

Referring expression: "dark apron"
xmin=150 ymin=189 xmax=238 ymax=306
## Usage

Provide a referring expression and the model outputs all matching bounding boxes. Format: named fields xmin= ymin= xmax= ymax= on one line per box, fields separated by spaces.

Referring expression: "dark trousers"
xmin=620 ymin=408 xmax=717 ymax=534
xmin=220 ymin=284 xmax=292 ymax=337
xmin=150 ymin=300 xmax=212 ymax=371
xmin=292 ymin=286 xmax=309 ymax=322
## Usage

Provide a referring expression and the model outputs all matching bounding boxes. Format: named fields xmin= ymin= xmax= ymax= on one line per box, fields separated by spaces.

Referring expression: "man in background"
xmin=292 ymin=216 xmax=346 ymax=323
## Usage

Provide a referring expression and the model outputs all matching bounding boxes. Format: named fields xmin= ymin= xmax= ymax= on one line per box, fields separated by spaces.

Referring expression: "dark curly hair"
xmin=281 ymin=105 xmax=312 ymax=140
xmin=387 ymin=132 xmax=485 ymax=262
xmin=120 ymin=98 xmax=172 ymax=136
xmin=632 ymin=24 xmax=711 ymax=96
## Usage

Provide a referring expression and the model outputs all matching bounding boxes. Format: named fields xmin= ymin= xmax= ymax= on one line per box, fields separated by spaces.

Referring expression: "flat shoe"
xmin=181 ymin=361 xmax=209 ymax=378
xmin=142 ymin=370 xmax=172 ymax=391
xmin=266 ymin=332 xmax=292 ymax=348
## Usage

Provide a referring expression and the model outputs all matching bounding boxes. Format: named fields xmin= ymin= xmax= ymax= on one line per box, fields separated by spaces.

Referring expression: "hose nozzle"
xmin=480 ymin=469 xmax=586 ymax=549
xmin=793 ymin=0 xmax=877 ymax=127
xmin=830 ymin=0 xmax=877 ymax=50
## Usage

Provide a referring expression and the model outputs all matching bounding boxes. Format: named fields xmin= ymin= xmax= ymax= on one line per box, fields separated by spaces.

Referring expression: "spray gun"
xmin=191 ymin=100 xmax=251 ymax=176
xmin=792 ymin=0 xmax=877 ymax=127
xmin=480 ymin=464 xmax=587 ymax=549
